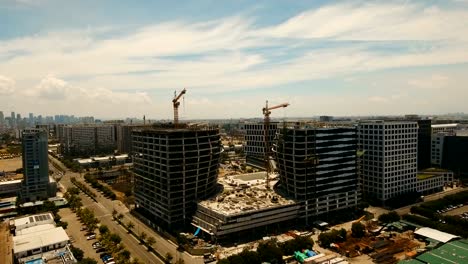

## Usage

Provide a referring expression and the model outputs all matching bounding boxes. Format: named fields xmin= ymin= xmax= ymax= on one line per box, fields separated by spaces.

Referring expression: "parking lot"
xmin=443 ymin=204 xmax=468 ymax=217
xmin=58 ymin=208 xmax=102 ymax=262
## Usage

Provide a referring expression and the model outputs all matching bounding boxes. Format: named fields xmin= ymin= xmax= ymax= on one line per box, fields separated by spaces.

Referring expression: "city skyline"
xmin=1 ymin=0 xmax=468 ymax=119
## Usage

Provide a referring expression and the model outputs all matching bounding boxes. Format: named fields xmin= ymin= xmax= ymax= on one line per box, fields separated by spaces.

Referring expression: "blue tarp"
xmin=25 ymin=259 xmax=44 ymax=264
xmin=194 ymin=227 xmax=201 ymax=236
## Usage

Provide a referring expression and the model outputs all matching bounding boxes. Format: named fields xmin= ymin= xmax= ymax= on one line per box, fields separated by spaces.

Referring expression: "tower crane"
xmin=262 ymin=100 xmax=289 ymax=189
xmin=173 ymin=88 xmax=187 ymax=126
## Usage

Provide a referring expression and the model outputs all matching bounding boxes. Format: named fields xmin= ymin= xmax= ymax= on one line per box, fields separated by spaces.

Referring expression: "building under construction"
xmin=274 ymin=125 xmax=361 ymax=222
xmin=132 ymin=124 xmax=221 ymax=229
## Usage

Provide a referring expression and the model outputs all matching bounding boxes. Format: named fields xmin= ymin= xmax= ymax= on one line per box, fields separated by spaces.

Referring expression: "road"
xmin=50 ymin=155 xmax=204 ymax=264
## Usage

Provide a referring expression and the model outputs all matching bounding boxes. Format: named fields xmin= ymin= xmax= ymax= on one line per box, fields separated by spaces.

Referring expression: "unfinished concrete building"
xmin=275 ymin=126 xmax=360 ymax=222
xmin=192 ymin=173 xmax=300 ymax=240
xmin=132 ymin=125 xmax=221 ymax=228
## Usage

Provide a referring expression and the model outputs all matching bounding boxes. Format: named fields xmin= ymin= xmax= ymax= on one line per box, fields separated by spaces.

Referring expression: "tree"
xmin=139 ymin=231 xmax=147 ymax=243
xmin=146 ymin=236 xmax=156 ymax=250
xmin=70 ymin=246 xmax=84 ymax=261
xmin=99 ymin=225 xmax=109 ymax=235
xmin=165 ymin=253 xmax=173 ymax=264
xmin=257 ymin=241 xmax=283 ymax=264
xmin=378 ymin=211 xmax=400 ymax=225
xmin=351 ymin=222 xmax=366 ymax=238
xmin=112 ymin=209 xmax=118 ymax=219
xmin=117 ymin=213 xmax=124 ymax=222
xmin=217 ymin=260 xmax=230 ymax=264
xmin=127 ymin=221 xmax=135 ymax=233
xmin=78 ymin=258 xmax=98 ymax=264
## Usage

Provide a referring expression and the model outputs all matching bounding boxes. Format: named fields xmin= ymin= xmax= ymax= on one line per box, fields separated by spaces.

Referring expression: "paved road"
xmin=51 ymin=155 xmax=203 ymax=264
xmin=395 ymin=186 xmax=467 ymax=215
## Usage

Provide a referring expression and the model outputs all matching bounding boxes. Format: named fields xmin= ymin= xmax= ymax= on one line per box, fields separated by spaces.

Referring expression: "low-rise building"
xmin=192 ymin=173 xmax=300 ymax=239
xmin=12 ymin=213 xmax=55 ymax=233
xmin=415 ymin=174 xmax=444 ymax=195
xmin=0 ymin=179 xmax=21 ymax=197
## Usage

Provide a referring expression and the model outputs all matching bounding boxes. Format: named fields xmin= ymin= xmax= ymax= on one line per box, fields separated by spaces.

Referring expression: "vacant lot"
xmin=0 ymin=221 xmax=12 ymax=264
xmin=0 ymin=157 xmax=22 ymax=172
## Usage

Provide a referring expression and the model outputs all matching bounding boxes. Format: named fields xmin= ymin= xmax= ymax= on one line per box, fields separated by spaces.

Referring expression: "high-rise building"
xmin=358 ymin=120 xmax=418 ymax=202
xmin=11 ymin=111 xmax=16 ymax=127
xmin=116 ymin=124 xmax=140 ymax=153
xmin=132 ymin=126 xmax=221 ymax=228
xmin=275 ymin=126 xmax=360 ymax=221
xmin=58 ymin=125 xmax=116 ymax=155
xmin=0 ymin=111 xmax=4 ymax=126
xmin=416 ymin=119 xmax=432 ymax=170
xmin=241 ymin=122 xmax=279 ymax=168
xmin=28 ymin=113 xmax=34 ymax=126
xmin=20 ymin=129 xmax=50 ymax=202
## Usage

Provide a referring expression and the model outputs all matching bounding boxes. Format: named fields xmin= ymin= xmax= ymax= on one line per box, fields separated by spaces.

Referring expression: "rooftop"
xmin=417 ymin=174 xmax=437 ymax=180
xmin=0 ymin=179 xmax=22 ymax=185
xmin=431 ymin=124 xmax=458 ymax=128
xmin=199 ymin=173 xmax=295 ymax=216
xmin=14 ymin=213 xmax=54 ymax=229
xmin=421 ymin=168 xmax=450 ymax=173
xmin=13 ymin=227 xmax=69 ymax=254
xmin=413 ymin=239 xmax=468 ymax=264
xmin=16 ymin=224 xmax=56 ymax=235
xmin=414 ymin=227 xmax=459 ymax=243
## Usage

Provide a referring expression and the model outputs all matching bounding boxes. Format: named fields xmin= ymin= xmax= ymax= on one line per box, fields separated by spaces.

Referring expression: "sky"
xmin=1 ymin=0 xmax=468 ymax=120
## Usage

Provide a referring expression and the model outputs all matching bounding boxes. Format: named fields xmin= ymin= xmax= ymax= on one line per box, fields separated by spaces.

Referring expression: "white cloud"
xmin=408 ymin=74 xmax=449 ymax=89
xmin=1 ymin=2 xmax=468 ymax=117
xmin=0 ymin=75 xmax=15 ymax=95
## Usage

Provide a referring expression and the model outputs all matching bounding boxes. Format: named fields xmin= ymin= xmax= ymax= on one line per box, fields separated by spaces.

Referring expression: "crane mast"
xmin=173 ymin=88 xmax=187 ymax=126
xmin=263 ymin=100 xmax=289 ymax=189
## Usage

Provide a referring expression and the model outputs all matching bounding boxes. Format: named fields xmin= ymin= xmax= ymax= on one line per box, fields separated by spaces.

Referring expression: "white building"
xmin=13 ymin=213 xmax=55 ymax=233
xmin=13 ymin=226 xmax=69 ymax=259
xmin=431 ymin=123 xmax=458 ymax=134
xmin=358 ymin=121 xmax=418 ymax=201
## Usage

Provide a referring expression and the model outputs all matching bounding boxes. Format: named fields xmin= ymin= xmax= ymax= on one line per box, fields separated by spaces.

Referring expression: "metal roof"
xmin=414 ymin=227 xmax=459 ymax=243
xmin=415 ymin=239 xmax=468 ymax=264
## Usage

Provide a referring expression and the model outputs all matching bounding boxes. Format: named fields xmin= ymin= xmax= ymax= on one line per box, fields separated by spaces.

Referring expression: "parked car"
xmin=87 ymin=234 xmax=96 ymax=240
xmin=96 ymin=248 xmax=106 ymax=253
xmin=80 ymin=226 xmax=87 ymax=231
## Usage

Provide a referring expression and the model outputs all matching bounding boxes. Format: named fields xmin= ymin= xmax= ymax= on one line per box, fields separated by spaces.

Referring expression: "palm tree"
xmin=112 ymin=209 xmax=118 ymax=219
xmin=126 ymin=221 xmax=135 ymax=233
xmin=164 ymin=253 xmax=173 ymax=264
xmin=146 ymin=237 xmax=156 ymax=250
xmin=139 ymin=231 xmax=147 ymax=244
xmin=117 ymin=213 xmax=124 ymax=223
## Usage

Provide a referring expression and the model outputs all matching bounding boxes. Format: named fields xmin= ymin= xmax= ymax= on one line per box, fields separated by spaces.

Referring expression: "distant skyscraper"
xmin=0 ymin=111 xmax=4 ymax=126
xmin=11 ymin=111 xmax=16 ymax=127
xmin=29 ymin=113 xmax=34 ymax=126
xmin=20 ymin=128 xmax=50 ymax=202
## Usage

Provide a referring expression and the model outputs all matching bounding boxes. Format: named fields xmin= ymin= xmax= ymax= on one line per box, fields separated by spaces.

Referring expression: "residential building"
xmin=20 ymin=128 xmax=51 ymax=202
xmin=58 ymin=125 xmax=116 ymax=156
xmin=275 ymin=126 xmax=360 ymax=221
xmin=116 ymin=124 xmax=142 ymax=153
xmin=358 ymin=121 xmax=418 ymax=202
xmin=133 ymin=125 xmax=221 ymax=228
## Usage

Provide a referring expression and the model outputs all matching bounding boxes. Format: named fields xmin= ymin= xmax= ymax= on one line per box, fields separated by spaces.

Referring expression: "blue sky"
xmin=1 ymin=0 xmax=468 ymax=119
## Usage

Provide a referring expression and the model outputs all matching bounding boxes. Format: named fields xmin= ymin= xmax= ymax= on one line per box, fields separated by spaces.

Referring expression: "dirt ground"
xmin=0 ymin=221 xmax=13 ymax=264
xmin=0 ymin=157 xmax=22 ymax=172
xmin=443 ymin=205 xmax=468 ymax=216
